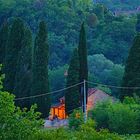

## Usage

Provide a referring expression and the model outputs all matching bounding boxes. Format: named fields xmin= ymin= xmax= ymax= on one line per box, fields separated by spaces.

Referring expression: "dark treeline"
xmin=93 ymin=0 xmax=140 ymax=11
xmin=0 ymin=18 xmax=89 ymax=117
xmin=0 ymin=18 xmax=50 ymax=117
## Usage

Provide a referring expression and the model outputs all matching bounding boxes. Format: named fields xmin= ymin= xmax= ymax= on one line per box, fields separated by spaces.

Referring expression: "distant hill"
xmin=93 ymin=0 xmax=140 ymax=12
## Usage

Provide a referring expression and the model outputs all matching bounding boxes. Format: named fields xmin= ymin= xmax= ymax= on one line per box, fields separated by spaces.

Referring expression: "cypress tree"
xmin=136 ymin=14 xmax=140 ymax=32
xmin=4 ymin=18 xmax=25 ymax=93
xmin=78 ymin=22 xmax=88 ymax=111
xmin=14 ymin=27 xmax=32 ymax=109
xmin=0 ymin=22 xmax=9 ymax=65
xmin=32 ymin=21 xmax=50 ymax=118
xmin=65 ymin=48 xmax=81 ymax=115
xmin=121 ymin=33 xmax=140 ymax=100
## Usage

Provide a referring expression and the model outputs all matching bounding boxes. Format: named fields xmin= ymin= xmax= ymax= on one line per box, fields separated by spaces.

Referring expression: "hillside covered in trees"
xmin=0 ymin=0 xmax=138 ymax=102
xmin=94 ymin=0 xmax=140 ymax=11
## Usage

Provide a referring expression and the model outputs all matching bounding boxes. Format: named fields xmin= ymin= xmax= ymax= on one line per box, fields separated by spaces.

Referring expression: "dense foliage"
xmin=29 ymin=120 xmax=140 ymax=140
xmin=49 ymin=65 xmax=68 ymax=103
xmin=78 ymin=23 xmax=88 ymax=107
xmin=0 ymin=0 xmax=137 ymax=99
xmin=13 ymin=27 xmax=32 ymax=109
xmin=65 ymin=48 xmax=81 ymax=114
xmin=4 ymin=18 xmax=25 ymax=94
xmin=94 ymin=0 xmax=140 ymax=11
xmin=136 ymin=14 xmax=140 ymax=32
xmin=0 ymin=0 xmax=140 ymax=139
xmin=0 ymin=23 xmax=8 ymax=64
xmin=68 ymin=109 xmax=84 ymax=130
xmin=1 ymin=18 xmax=51 ymax=117
xmin=0 ymin=1 xmax=137 ymax=65
xmin=88 ymin=54 xmax=124 ymax=96
xmin=89 ymin=97 xmax=140 ymax=134
xmin=0 ymin=66 xmax=43 ymax=140
xmin=32 ymin=21 xmax=50 ymax=117
xmin=121 ymin=33 xmax=140 ymax=99
xmin=1 ymin=65 xmax=140 ymax=139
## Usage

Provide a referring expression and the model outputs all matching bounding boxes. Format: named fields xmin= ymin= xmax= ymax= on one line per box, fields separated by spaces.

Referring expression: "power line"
xmin=14 ymin=79 xmax=140 ymax=101
xmin=67 ymin=105 xmax=84 ymax=114
xmin=86 ymin=80 xmax=140 ymax=89
xmin=14 ymin=81 xmax=84 ymax=101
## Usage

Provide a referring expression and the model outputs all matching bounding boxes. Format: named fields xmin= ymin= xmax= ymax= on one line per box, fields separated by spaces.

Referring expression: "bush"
xmin=68 ymin=109 xmax=84 ymax=130
xmin=90 ymin=97 xmax=140 ymax=134
xmin=29 ymin=120 xmax=124 ymax=140
xmin=88 ymin=101 xmax=111 ymax=129
xmin=29 ymin=128 xmax=73 ymax=140
xmin=123 ymin=135 xmax=140 ymax=140
xmin=28 ymin=119 xmax=140 ymax=140
xmin=0 ymin=66 xmax=43 ymax=140
xmin=0 ymin=91 xmax=43 ymax=140
xmin=108 ymin=103 xmax=138 ymax=134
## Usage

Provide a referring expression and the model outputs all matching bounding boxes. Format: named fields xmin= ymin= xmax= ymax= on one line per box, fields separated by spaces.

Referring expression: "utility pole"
xmin=83 ymin=79 xmax=87 ymax=123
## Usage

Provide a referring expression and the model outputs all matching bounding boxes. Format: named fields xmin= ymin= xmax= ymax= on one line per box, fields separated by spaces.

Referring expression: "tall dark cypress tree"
xmin=14 ymin=27 xmax=32 ymax=109
xmin=0 ymin=22 xmax=9 ymax=65
xmin=78 ymin=22 xmax=88 ymax=111
xmin=121 ymin=33 xmax=140 ymax=100
xmin=32 ymin=21 xmax=50 ymax=118
xmin=4 ymin=18 xmax=25 ymax=93
xmin=136 ymin=14 xmax=140 ymax=32
xmin=65 ymin=48 xmax=81 ymax=115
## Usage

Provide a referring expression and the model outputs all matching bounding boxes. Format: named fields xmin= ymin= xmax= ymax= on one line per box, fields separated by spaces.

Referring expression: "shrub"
xmin=108 ymin=103 xmax=138 ymax=134
xmin=0 ymin=66 xmax=43 ymax=140
xmin=68 ymin=109 xmax=84 ymax=130
xmin=75 ymin=120 xmax=123 ymax=140
xmin=89 ymin=101 xmax=111 ymax=129
xmin=29 ymin=120 xmax=124 ymax=140
xmin=90 ymin=97 xmax=140 ymax=134
xmin=29 ymin=128 xmax=73 ymax=140
xmin=0 ymin=91 xmax=43 ymax=140
xmin=28 ymin=119 xmax=140 ymax=140
xmin=123 ymin=135 xmax=140 ymax=140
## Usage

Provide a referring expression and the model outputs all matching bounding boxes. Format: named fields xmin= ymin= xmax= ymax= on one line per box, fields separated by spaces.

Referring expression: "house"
xmin=50 ymin=88 xmax=112 ymax=120
xmin=87 ymin=88 xmax=113 ymax=111
xmin=50 ymin=97 xmax=67 ymax=120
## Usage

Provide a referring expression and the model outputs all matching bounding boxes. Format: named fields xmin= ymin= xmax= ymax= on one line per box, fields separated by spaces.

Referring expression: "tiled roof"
xmin=51 ymin=88 xmax=113 ymax=108
xmin=88 ymin=88 xmax=97 ymax=97
xmin=88 ymin=88 xmax=113 ymax=106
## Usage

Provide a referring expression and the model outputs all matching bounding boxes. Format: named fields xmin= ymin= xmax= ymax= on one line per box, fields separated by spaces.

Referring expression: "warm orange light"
xmin=75 ymin=113 xmax=81 ymax=118
xmin=50 ymin=104 xmax=66 ymax=120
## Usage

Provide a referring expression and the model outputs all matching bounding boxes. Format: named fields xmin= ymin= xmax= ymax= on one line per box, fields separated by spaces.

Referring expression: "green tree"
xmin=136 ymin=14 xmax=140 ymax=32
xmin=49 ymin=65 xmax=68 ymax=103
xmin=0 ymin=1 xmax=136 ymax=68
xmin=13 ymin=27 xmax=32 ymax=109
xmin=4 ymin=18 xmax=25 ymax=93
xmin=108 ymin=103 xmax=139 ymax=134
xmin=0 ymin=65 xmax=43 ymax=140
xmin=90 ymin=98 xmax=140 ymax=134
xmin=121 ymin=33 xmax=140 ymax=100
xmin=32 ymin=21 xmax=50 ymax=118
xmin=69 ymin=109 xmax=84 ymax=130
xmin=0 ymin=22 xmax=9 ymax=65
xmin=65 ymin=48 xmax=81 ymax=115
xmin=78 ymin=23 xmax=88 ymax=111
